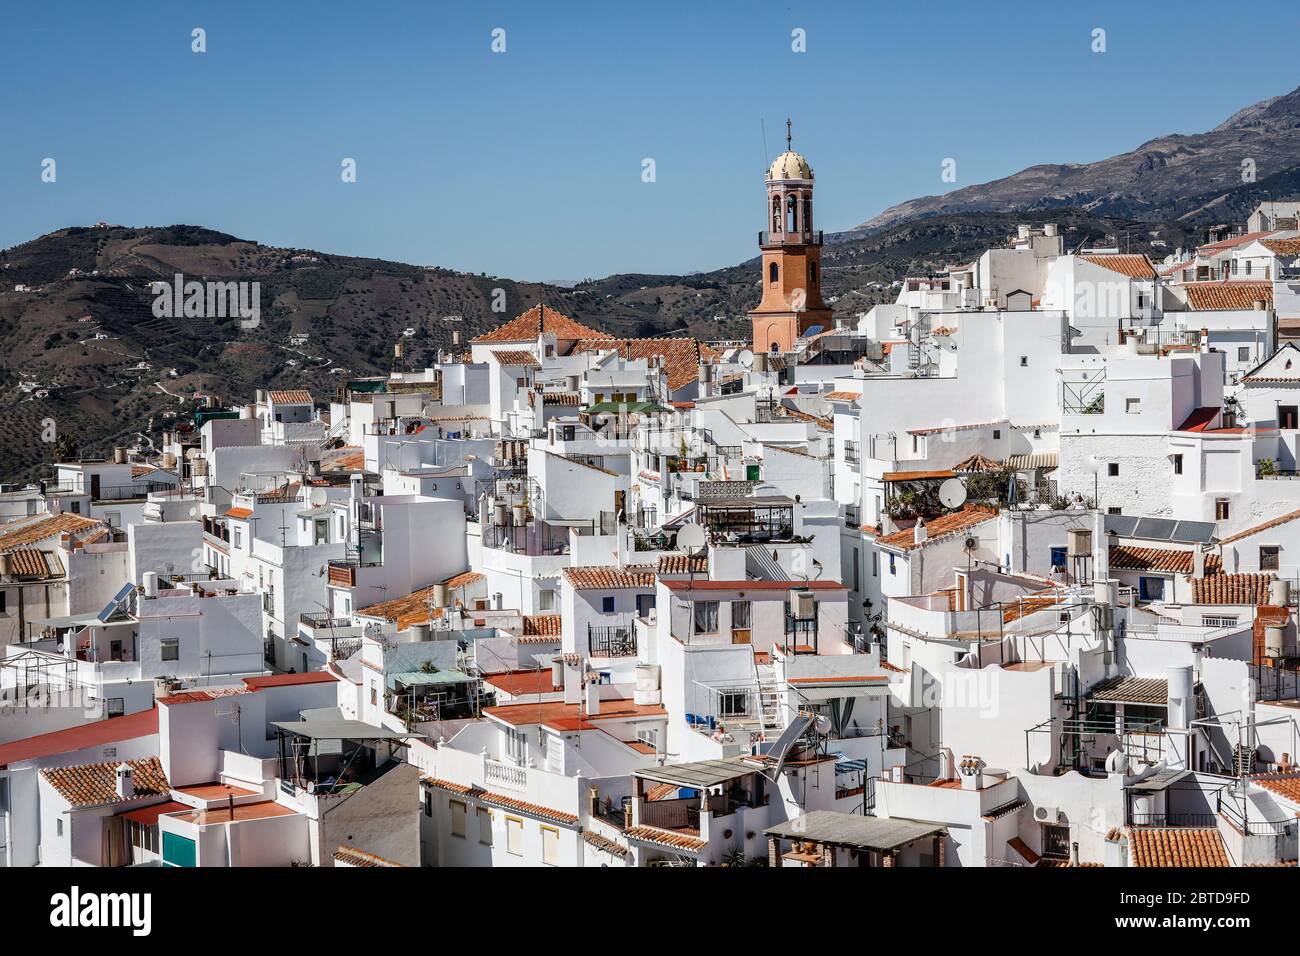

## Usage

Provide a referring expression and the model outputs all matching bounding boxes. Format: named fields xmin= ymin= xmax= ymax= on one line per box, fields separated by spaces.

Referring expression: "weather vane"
xmin=786 ymin=118 xmax=792 ymax=151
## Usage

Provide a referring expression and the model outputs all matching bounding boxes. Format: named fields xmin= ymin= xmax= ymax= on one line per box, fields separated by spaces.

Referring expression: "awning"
xmin=119 ymin=800 xmax=191 ymax=826
xmin=834 ymin=757 xmax=867 ymax=774
xmin=271 ymin=718 xmax=422 ymax=740
xmin=386 ymin=669 xmax=472 ymax=688
xmin=1004 ymin=452 xmax=1059 ymax=470
xmin=635 ymin=756 xmax=761 ymax=789
xmin=766 ymin=811 xmax=944 ymax=851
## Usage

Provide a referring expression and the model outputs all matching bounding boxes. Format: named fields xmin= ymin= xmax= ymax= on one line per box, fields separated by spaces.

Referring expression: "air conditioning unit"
xmin=1034 ymin=806 xmax=1061 ymax=825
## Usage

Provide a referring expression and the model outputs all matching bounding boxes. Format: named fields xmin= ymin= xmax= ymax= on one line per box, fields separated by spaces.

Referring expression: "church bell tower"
xmin=749 ymin=120 xmax=833 ymax=354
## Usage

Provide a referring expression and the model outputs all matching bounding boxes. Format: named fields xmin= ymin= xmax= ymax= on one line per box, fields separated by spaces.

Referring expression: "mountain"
xmin=0 ymin=209 xmax=1187 ymax=483
xmin=857 ymin=85 xmax=1300 ymax=232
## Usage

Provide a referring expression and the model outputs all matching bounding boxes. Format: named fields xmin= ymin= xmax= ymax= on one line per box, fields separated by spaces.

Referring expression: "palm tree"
xmin=53 ymin=432 xmax=79 ymax=462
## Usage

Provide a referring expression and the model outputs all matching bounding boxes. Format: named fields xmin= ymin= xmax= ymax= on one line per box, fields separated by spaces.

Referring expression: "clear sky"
xmin=2 ymin=1 xmax=1297 ymax=281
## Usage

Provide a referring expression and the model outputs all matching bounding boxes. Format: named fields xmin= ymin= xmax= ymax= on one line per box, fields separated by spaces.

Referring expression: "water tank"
xmin=142 ymin=571 xmax=159 ymax=598
xmin=432 ymin=583 xmax=450 ymax=608
xmin=1166 ymin=664 xmax=1194 ymax=729
xmin=1270 ymin=578 xmax=1290 ymax=607
xmin=1266 ymin=622 xmax=1285 ymax=658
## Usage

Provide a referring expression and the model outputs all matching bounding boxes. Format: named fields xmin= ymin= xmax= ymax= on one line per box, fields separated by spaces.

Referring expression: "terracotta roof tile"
xmin=572 ymin=337 xmax=707 ymax=393
xmin=0 ymin=708 xmax=158 ymax=769
xmin=332 ymin=845 xmax=405 ymax=867
xmin=521 ymin=613 xmax=562 ymax=638
xmin=483 ymin=669 xmax=560 ymax=697
xmin=41 ymin=756 xmax=169 ymax=808
xmin=0 ymin=513 xmax=104 ymax=553
xmin=824 ymin=390 xmax=861 ymax=403
xmin=268 ymin=390 xmax=313 ymax=404
xmin=562 ymin=565 xmax=657 ymax=590
xmin=356 ymin=584 xmax=448 ymax=630
xmin=657 ymin=553 xmax=708 ymax=574
xmin=1193 ymin=572 xmax=1274 ymax=605
xmin=224 ymin=507 xmax=253 ymax=519
xmin=491 ymin=350 xmax=541 ymax=367
xmin=3 ymin=548 xmax=62 ymax=579
xmin=1184 ymin=281 xmax=1272 ymax=311
xmin=422 ymin=777 xmax=578 ymax=825
xmin=472 ymin=304 xmax=611 ymax=345
xmin=483 ymin=699 xmax=665 ymax=731
xmin=1198 ymin=230 xmax=1275 ymax=253
xmin=1127 ymin=827 xmax=1229 ymax=867
xmin=1079 ymin=254 xmax=1157 ymax=279
xmin=877 ymin=506 xmax=997 ymax=552
xmin=1261 ymin=238 xmax=1300 ymax=256
xmin=444 ymin=570 xmax=485 ymax=589
xmin=1110 ymin=545 xmax=1220 ymax=575
xmin=625 ymin=825 xmax=707 ymax=852
xmin=1220 ymin=507 xmax=1300 ymax=545
xmin=582 ymin=830 xmax=629 ymax=857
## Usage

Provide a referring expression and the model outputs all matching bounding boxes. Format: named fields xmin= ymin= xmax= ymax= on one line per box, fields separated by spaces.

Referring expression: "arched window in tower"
xmin=808 ymin=261 xmax=818 ymax=285
xmin=769 ymin=262 xmax=779 ymax=285
xmin=786 ymin=194 xmax=798 ymax=234
xmin=771 ymin=196 xmax=781 ymax=233
xmin=802 ymin=197 xmax=812 ymax=234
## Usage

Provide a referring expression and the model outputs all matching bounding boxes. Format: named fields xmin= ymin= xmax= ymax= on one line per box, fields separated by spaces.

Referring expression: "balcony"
xmin=843 ymin=442 xmax=859 ymax=466
xmin=589 ymin=624 xmax=637 ymax=658
xmin=327 ymin=560 xmax=358 ymax=587
xmin=758 ymin=230 xmax=823 ymax=247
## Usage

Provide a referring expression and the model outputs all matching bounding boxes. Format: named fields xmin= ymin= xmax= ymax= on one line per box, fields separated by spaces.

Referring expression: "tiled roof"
xmin=572 ymin=337 xmax=707 ymax=393
xmin=952 ymin=453 xmax=1003 ymax=473
xmin=657 ymin=553 xmax=708 ymax=574
xmin=333 ymin=845 xmax=405 ymax=867
xmin=881 ymin=469 xmax=955 ymax=482
xmin=422 ymin=777 xmax=579 ymax=825
xmin=491 ymin=350 xmax=541 ymax=367
xmin=562 ymin=565 xmax=657 ymax=590
xmin=445 ymin=570 xmax=485 ymax=589
xmin=323 ymin=446 xmax=365 ymax=472
xmin=1002 ymin=591 xmax=1066 ymax=624
xmin=824 ymin=390 xmax=861 ymax=403
xmin=624 ymin=825 xmax=707 ymax=852
xmin=1109 ymin=545 xmax=1220 ymax=575
xmin=41 ymin=756 xmax=169 ymax=808
xmin=582 ymin=830 xmax=629 ymax=857
xmin=1079 ymin=254 xmax=1157 ymax=279
xmin=483 ymin=669 xmax=560 ymax=697
xmin=1252 ymin=773 xmax=1300 ymax=804
xmin=1220 ymin=507 xmax=1300 ymax=545
xmin=521 ymin=613 xmax=562 ymax=638
xmin=243 ymin=671 xmax=338 ymax=690
xmin=268 ymin=390 xmax=313 ymax=404
xmin=482 ymin=699 xmax=665 ymax=732
xmin=1193 ymin=572 xmax=1274 ymax=605
xmin=356 ymin=584 xmax=448 ymax=630
xmin=471 ymin=304 xmax=611 ymax=345
xmin=1261 ymin=238 xmax=1300 ymax=256
xmin=1198 ymin=230 xmax=1275 ymax=252
xmin=224 ymin=507 xmax=253 ymax=519
xmin=1087 ymin=676 xmax=1168 ymax=705
xmin=0 ymin=513 xmax=104 ymax=553
xmin=1183 ymin=281 xmax=1272 ymax=311
xmin=4 ymin=548 xmax=63 ymax=579
xmin=0 ymin=708 xmax=158 ymax=769
xmin=1128 ymin=828 xmax=1229 ymax=867
xmin=877 ymin=506 xmax=998 ymax=552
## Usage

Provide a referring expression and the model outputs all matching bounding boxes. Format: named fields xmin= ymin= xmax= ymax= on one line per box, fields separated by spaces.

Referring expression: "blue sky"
xmin=2 ymin=1 xmax=1297 ymax=280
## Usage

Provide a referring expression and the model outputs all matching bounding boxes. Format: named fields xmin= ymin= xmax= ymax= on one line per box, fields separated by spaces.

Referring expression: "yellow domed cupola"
xmin=767 ymin=150 xmax=812 ymax=182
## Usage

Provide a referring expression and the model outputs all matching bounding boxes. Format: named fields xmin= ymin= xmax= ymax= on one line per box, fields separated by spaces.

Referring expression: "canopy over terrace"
xmin=272 ymin=714 xmax=421 ymax=793
xmin=697 ymin=495 xmax=796 ymax=543
xmin=766 ymin=810 xmax=945 ymax=852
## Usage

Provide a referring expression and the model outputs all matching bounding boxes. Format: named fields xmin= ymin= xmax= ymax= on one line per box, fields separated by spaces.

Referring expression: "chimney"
xmin=913 ymin=519 xmax=927 ymax=546
xmin=0 ymin=552 xmax=8 ymax=577
xmin=1193 ymin=548 xmax=1206 ymax=578
xmin=113 ymin=446 xmax=125 ymax=464
xmin=115 ymin=763 xmax=134 ymax=799
xmin=584 ymin=675 xmax=601 ymax=716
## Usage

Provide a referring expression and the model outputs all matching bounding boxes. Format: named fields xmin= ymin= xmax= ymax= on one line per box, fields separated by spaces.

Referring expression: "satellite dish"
xmin=676 ymin=523 xmax=707 ymax=551
xmin=309 ymin=488 xmax=329 ymax=508
xmin=738 ymin=350 xmax=754 ymax=369
xmin=938 ymin=478 xmax=967 ymax=509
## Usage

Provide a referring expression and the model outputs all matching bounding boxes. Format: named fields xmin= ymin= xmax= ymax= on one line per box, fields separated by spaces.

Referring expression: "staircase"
xmin=756 ymin=662 xmax=782 ymax=732
xmin=1233 ymin=743 xmax=1257 ymax=777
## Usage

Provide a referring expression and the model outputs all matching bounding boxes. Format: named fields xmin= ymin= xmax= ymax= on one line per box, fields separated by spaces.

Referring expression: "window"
xmin=1107 ymin=463 xmax=1119 ymax=477
xmin=1260 ymin=546 xmax=1280 ymax=572
xmin=601 ymin=595 xmax=615 ymax=614
xmin=160 ymin=638 xmax=179 ymax=662
xmin=233 ymin=528 xmax=241 ymax=549
xmin=449 ymin=799 xmax=467 ymax=838
xmin=1138 ymin=576 xmax=1166 ymax=602
xmin=0 ymin=591 xmax=5 ymax=614
xmin=1020 ymin=356 xmax=1028 ymax=367
xmin=1238 ymin=347 xmax=1251 ymax=363
xmin=808 ymin=261 xmax=818 ymax=285
xmin=1125 ymin=398 xmax=1141 ymax=414
xmin=57 ymin=818 xmax=64 ymax=837
xmin=888 ymin=553 xmax=896 ymax=576
xmin=107 ymin=698 xmax=124 ymax=718
xmin=1280 ymin=405 xmax=1298 ymax=430
xmin=718 ymin=689 xmax=749 ymax=717
xmin=423 ymin=789 xmax=432 ymax=817
xmin=693 ymin=601 xmax=719 ymax=634
xmin=872 ymin=551 xmax=879 ymax=577
xmin=1216 ymin=498 xmax=1230 ymax=521
xmin=1107 ymin=507 xmax=1122 ymax=515
xmin=505 ymin=726 xmax=527 ymax=762
xmin=541 ymin=826 xmax=560 ymax=865
xmin=852 ymin=549 xmax=861 ymax=592
xmin=769 ymin=262 xmax=779 ymax=284
xmin=538 ymin=589 xmax=555 ymax=611
xmin=478 ymin=807 xmax=493 ymax=845
xmin=370 ymin=684 xmax=377 ymax=706
xmin=732 ymin=600 xmax=752 ymax=630
xmin=1173 ymin=454 xmax=1183 ymax=475
xmin=1203 ymin=615 xmax=1239 ymax=628
xmin=506 ymin=817 xmax=524 ymax=856
xmin=993 ymin=429 xmax=1001 ymax=440
xmin=1050 ymin=547 xmax=1067 ymax=571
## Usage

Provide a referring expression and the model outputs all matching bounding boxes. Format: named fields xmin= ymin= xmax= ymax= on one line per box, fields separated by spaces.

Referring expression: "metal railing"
xmin=759 ymin=230 xmax=823 ymax=247
xmin=1127 ymin=812 xmax=1218 ymax=828
xmin=589 ymin=624 xmax=637 ymax=658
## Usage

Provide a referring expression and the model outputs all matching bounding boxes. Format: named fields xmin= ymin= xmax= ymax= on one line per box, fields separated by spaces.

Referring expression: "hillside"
xmin=0 ymin=211 xmax=1186 ymax=483
xmin=858 ymin=85 xmax=1300 ymax=232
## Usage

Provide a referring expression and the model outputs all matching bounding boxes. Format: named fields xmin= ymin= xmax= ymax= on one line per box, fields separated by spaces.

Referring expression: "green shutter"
xmin=163 ymin=831 xmax=197 ymax=867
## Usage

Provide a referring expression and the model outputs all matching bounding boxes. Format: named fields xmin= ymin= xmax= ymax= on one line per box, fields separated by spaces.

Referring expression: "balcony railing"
xmin=759 ymin=230 xmax=823 ymax=247
xmin=299 ymin=612 xmax=354 ymax=630
xmin=484 ymin=758 xmax=528 ymax=791
xmin=589 ymin=624 xmax=637 ymax=658
xmin=1127 ymin=812 xmax=1218 ymax=828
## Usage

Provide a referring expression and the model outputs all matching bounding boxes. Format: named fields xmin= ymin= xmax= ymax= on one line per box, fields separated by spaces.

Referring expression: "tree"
xmin=53 ymin=432 xmax=79 ymax=462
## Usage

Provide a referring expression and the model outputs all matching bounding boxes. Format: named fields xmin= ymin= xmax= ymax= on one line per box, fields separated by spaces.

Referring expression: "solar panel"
xmin=97 ymin=581 xmax=136 ymax=623
xmin=1172 ymin=520 xmax=1216 ymax=545
xmin=1134 ymin=517 xmax=1177 ymax=541
xmin=1103 ymin=514 xmax=1139 ymax=537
